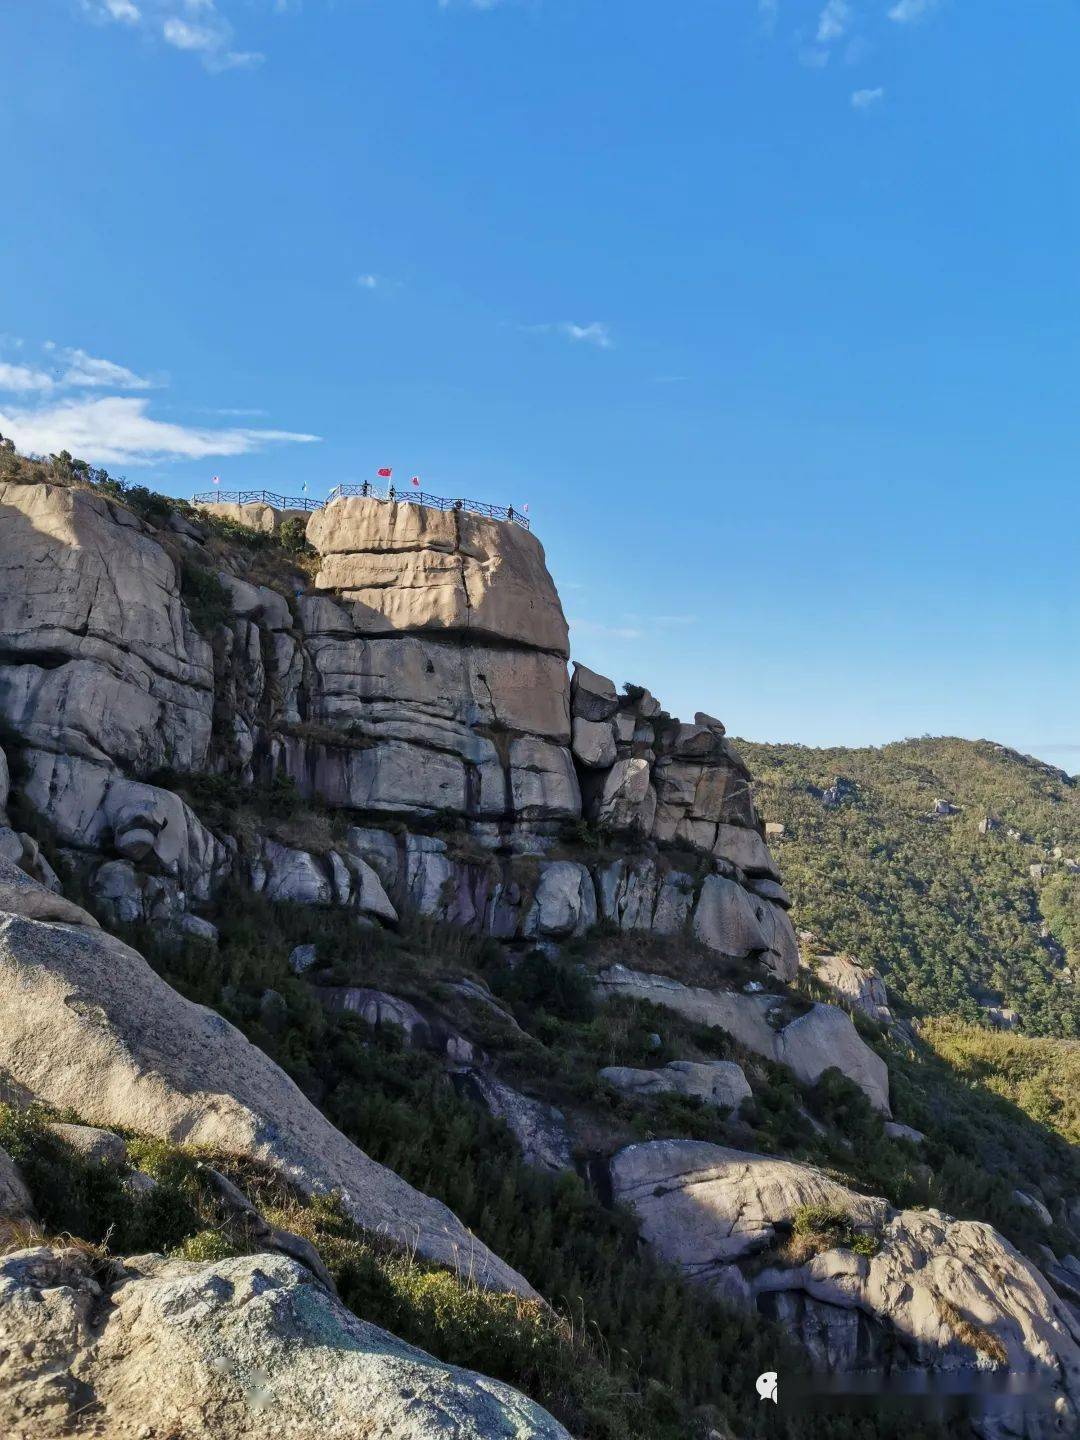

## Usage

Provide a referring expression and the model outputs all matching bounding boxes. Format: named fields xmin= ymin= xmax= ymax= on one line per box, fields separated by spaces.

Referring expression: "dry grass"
xmin=932 ymin=1293 xmax=1009 ymax=1366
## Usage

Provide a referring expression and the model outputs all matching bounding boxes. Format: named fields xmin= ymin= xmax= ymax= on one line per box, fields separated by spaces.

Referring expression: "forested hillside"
xmin=738 ymin=737 xmax=1080 ymax=1037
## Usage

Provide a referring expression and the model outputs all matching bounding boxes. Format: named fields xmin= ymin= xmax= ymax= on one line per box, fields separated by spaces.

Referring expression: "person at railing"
xmin=388 ymin=484 xmax=395 ymax=501
xmin=361 ymin=480 xmax=370 ymax=497
xmin=454 ymin=499 xmax=463 ymax=511
xmin=507 ymin=506 xmax=514 ymax=522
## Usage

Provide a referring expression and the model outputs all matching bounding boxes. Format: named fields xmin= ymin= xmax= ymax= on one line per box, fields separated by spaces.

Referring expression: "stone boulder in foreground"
xmin=0 ymin=1248 xmax=569 ymax=1440
xmin=0 ymin=873 xmax=533 ymax=1298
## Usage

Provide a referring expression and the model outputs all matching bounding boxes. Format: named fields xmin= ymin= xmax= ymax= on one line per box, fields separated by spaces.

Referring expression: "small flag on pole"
xmin=522 ymin=502 xmax=529 ymax=513
xmin=410 ymin=475 xmax=420 ymax=487
xmin=212 ymin=475 xmax=220 ymax=486
xmin=377 ymin=467 xmax=392 ymax=478
xmin=301 ymin=481 xmax=308 ymax=493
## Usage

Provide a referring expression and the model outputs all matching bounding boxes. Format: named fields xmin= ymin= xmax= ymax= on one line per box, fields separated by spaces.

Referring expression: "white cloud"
xmin=357 ymin=273 xmax=380 ymax=289
xmin=562 ymin=322 xmax=613 ymax=348
xmin=47 ymin=345 xmax=157 ymax=390
xmin=816 ymin=0 xmax=851 ymax=44
xmin=521 ymin=321 xmax=614 ymax=350
xmin=82 ymin=0 xmax=263 ymax=72
xmin=888 ymin=0 xmax=937 ymax=21
xmin=851 ymin=86 xmax=885 ymax=108
xmin=102 ymin=0 xmax=142 ymax=22
xmin=0 ymin=396 xmax=319 ymax=466
xmin=0 ymin=363 xmax=55 ymax=395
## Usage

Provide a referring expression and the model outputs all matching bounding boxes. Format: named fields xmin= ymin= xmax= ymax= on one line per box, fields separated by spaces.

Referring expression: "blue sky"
xmin=2 ymin=0 xmax=1078 ymax=771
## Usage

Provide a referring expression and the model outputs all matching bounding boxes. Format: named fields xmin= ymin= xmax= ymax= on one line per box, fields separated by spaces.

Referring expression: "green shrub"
xmin=180 ymin=561 xmax=233 ymax=633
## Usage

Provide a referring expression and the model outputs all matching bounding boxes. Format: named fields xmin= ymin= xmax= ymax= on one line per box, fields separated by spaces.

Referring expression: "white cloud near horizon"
xmin=0 ymin=339 xmax=319 ymax=465
xmin=851 ymin=86 xmax=885 ymax=108
xmin=0 ymin=396 xmax=320 ymax=466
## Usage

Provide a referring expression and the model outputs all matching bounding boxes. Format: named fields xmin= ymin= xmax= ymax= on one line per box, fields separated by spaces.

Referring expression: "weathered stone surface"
xmin=611 ymin=1141 xmax=885 ymax=1277
xmin=20 ymin=753 xmax=228 ymax=899
xmin=217 ymin=573 xmax=293 ymax=630
xmin=305 ymin=629 xmax=571 ymax=745
xmin=48 ymin=1122 xmax=128 ymax=1168
xmin=0 ymin=911 xmax=534 ymax=1295
xmin=1014 ymin=1190 xmax=1054 ymax=1227
xmin=572 ymin=716 xmax=617 ymax=769
xmin=316 ymin=987 xmax=477 ymax=1064
xmin=692 ymin=874 xmax=771 ymax=959
xmin=509 ymin=737 xmax=581 ymax=820
xmin=593 ymin=757 xmax=656 ymax=834
xmin=524 ymin=861 xmax=597 ymax=938
xmin=0 ymin=1148 xmax=33 ymax=1225
xmin=610 ymin=1141 xmax=1080 ymax=1435
xmin=308 ymin=498 xmax=570 ymax=656
xmin=0 ymin=855 xmax=98 ymax=928
xmin=595 ymin=965 xmax=890 ymax=1113
xmin=884 ymin=1121 xmax=925 ymax=1145
xmin=600 ymin=1060 xmax=751 ymax=1112
xmin=459 ymin=1071 xmax=574 ymax=1173
xmin=195 ymin=499 xmax=311 ymax=534
xmin=0 ymin=482 xmax=213 ymax=771
xmin=0 ymin=746 xmax=7 ymax=813
xmin=0 ymin=1249 xmax=569 ymax=1440
xmin=570 ymin=663 xmax=619 ymax=721
xmin=807 ymin=951 xmax=892 ymax=1025
xmin=711 ymin=823 xmax=780 ymax=879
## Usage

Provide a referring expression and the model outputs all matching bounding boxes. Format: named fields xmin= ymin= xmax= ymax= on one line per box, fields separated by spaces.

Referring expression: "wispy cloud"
xmin=851 ymin=86 xmax=885 ymax=108
xmin=888 ymin=0 xmax=938 ymax=21
xmin=0 ymin=396 xmax=319 ymax=466
xmin=44 ymin=344 xmax=158 ymax=390
xmin=816 ymin=0 xmax=851 ymax=44
xmin=524 ymin=321 xmax=614 ymax=350
xmin=356 ymin=273 xmax=380 ymax=290
xmin=570 ymin=613 xmax=698 ymax=643
xmin=81 ymin=0 xmax=264 ymax=72
xmin=570 ymin=617 xmax=645 ymax=642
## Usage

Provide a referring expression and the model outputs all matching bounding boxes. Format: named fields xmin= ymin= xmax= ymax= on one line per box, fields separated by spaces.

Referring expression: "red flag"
xmin=410 ymin=475 xmax=420 ymax=487
xmin=377 ymin=467 xmax=392 ymax=478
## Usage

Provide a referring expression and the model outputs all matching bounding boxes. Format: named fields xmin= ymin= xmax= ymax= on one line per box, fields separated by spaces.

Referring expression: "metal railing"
xmin=191 ymin=488 xmax=324 ymax=512
xmin=324 ymin=483 xmax=530 ymax=529
xmin=192 ymin=485 xmax=531 ymax=530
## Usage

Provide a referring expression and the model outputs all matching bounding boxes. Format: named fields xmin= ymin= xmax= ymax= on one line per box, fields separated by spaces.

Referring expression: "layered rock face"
xmin=0 ymin=1248 xmax=569 ymax=1440
xmin=0 ymin=481 xmax=794 ymax=974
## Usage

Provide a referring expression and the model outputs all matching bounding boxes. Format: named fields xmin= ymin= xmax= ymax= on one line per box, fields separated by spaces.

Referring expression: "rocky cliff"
xmin=1 ymin=470 xmax=1078 ymax=1440
xmin=0 ymin=482 xmax=797 ymax=978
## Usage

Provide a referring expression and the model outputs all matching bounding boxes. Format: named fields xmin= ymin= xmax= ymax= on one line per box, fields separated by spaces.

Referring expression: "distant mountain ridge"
xmin=737 ymin=735 xmax=1080 ymax=1037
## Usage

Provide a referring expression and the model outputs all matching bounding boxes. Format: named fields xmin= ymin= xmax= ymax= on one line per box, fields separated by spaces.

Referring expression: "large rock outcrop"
xmin=307 ymin=498 xmax=571 ymax=656
xmin=0 ymin=881 xmax=533 ymax=1298
xmin=611 ymin=1142 xmax=1080 ymax=1438
xmin=596 ymin=963 xmax=891 ymax=1114
xmin=0 ymin=481 xmax=213 ymax=772
xmin=0 ymin=1248 xmax=569 ymax=1440
xmin=0 ymin=481 xmax=794 ymax=973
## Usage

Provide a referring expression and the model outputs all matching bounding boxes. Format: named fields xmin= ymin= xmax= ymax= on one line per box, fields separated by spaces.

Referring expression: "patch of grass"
xmin=932 ymin=1294 xmax=1009 ymax=1366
